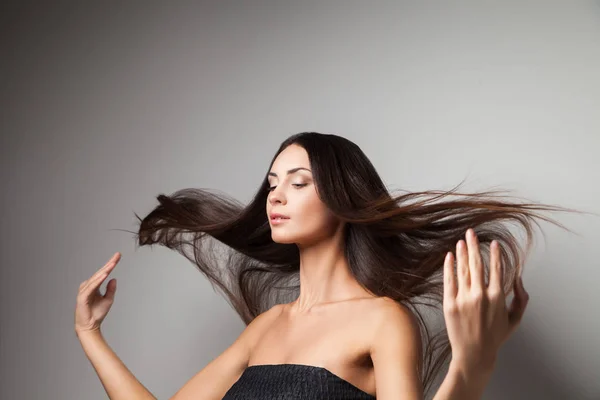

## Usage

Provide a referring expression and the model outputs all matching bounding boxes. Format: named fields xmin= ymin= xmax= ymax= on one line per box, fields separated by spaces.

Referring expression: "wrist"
xmin=448 ymin=359 xmax=495 ymax=389
xmin=450 ymin=352 xmax=497 ymax=375
xmin=75 ymin=327 xmax=103 ymax=339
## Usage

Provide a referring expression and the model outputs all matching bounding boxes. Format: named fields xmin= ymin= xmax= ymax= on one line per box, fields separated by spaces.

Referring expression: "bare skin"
xmin=75 ymin=142 xmax=529 ymax=399
xmin=255 ymin=143 xmax=398 ymax=396
xmin=248 ymin=297 xmax=387 ymax=397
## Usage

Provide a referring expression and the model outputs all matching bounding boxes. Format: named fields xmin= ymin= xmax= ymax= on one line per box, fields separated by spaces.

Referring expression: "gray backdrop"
xmin=1 ymin=1 xmax=599 ymax=399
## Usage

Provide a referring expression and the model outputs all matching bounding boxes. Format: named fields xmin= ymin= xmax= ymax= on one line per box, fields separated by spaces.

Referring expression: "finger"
xmin=443 ymin=252 xmax=457 ymax=306
xmin=85 ymin=253 xmax=120 ymax=291
xmin=82 ymin=270 xmax=110 ymax=298
xmin=103 ymin=279 xmax=117 ymax=301
xmin=488 ymin=240 xmax=503 ymax=292
xmin=95 ymin=252 xmax=120 ymax=277
xmin=456 ymin=239 xmax=470 ymax=293
xmin=466 ymin=229 xmax=485 ymax=291
xmin=98 ymin=252 xmax=120 ymax=275
xmin=508 ymin=276 xmax=529 ymax=333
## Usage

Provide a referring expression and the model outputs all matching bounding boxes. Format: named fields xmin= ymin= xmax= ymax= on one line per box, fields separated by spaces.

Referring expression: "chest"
xmin=247 ymin=303 xmax=376 ymax=396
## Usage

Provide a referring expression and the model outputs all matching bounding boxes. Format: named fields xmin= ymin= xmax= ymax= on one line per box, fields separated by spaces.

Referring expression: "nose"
xmin=268 ymin=185 xmax=286 ymax=206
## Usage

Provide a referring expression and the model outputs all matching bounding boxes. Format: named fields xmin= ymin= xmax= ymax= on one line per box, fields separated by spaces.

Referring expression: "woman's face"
xmin=266 ymin=144 xmax=340 ymax=246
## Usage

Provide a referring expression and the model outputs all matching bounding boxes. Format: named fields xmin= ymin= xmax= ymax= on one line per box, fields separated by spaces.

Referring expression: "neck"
xmin=288 ymin=227 xmax=369 ymax=314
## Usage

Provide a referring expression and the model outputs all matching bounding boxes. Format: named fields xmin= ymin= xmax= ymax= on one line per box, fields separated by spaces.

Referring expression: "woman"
xmin=75 ymin=132 xmax=578 ymax=399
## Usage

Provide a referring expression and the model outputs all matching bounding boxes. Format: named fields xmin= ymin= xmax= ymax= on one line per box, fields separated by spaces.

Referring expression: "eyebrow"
xmin=268 ymin=167 xmax=311 ymax=177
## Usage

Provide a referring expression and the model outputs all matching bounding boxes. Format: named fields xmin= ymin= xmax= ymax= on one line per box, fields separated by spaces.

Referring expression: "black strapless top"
xmin=221 ymin=363 xmax=376 ymax=399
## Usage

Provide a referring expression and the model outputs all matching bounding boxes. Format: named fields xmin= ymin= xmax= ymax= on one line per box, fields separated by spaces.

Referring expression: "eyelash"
xmin=268 ymin=183 xmax=307 ymax=192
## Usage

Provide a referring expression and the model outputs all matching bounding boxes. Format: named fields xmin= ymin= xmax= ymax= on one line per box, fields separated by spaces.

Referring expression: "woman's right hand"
xmin=75 ymin=252 xmax=120 ymax=335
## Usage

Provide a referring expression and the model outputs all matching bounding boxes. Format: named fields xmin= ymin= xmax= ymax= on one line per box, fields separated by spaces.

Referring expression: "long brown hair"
xmin=132 ymin=132 xmax=588 ymax=396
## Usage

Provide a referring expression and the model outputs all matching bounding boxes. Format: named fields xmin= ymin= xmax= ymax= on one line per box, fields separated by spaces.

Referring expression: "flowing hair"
xmin=131 ymin=132 xmax=588 ymax=397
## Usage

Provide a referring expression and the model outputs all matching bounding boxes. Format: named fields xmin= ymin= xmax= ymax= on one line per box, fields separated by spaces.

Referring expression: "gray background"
xmin=1 ymin=1 xmax=599 ymax=399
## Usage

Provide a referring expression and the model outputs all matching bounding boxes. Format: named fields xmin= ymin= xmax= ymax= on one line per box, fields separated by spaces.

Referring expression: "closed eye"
xmin=268 ymin=183 xmax=307 ymax=192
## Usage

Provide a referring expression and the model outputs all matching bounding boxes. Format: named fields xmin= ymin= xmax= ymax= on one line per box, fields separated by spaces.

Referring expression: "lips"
xmin=270 ymin=213 xmax=290 ymax=221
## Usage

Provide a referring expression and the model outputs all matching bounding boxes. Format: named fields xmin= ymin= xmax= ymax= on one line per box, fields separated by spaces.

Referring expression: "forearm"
xmin=432 ymin=361 xmax=493 ymax=400
xmin=76 ymin=329 xmax=157 ymax=400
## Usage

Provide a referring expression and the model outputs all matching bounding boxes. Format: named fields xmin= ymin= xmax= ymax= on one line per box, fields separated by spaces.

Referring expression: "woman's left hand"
xmin=443 ymin=228 xmax=530 ymax=375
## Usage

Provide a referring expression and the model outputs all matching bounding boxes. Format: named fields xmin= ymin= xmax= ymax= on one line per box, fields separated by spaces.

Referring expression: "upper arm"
xmin=169 ymin=305 xmax=281 ymax=400
xmin=370 ymin=301 xmax=423 ymax=400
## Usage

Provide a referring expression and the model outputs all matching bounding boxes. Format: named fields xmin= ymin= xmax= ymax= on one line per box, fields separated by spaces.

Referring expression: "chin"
xmin=270 ymin=231 xmax=302 ymax=245
xmin=271 ymin=235 xmax=296 ymax=244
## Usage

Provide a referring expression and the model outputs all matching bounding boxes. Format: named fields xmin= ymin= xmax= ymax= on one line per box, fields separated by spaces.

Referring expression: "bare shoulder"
xmin=168 ymin=304 xmax=283 ymax=400
xmin=368 ymin=297 xmax=424 ymax=399
xmin=371 ymin=297 xmax=417 ymax=320
xmin=369 ymin=297 xmax=421 ymax=351
xmin=243 ymin=304 xmax=284 ymax=348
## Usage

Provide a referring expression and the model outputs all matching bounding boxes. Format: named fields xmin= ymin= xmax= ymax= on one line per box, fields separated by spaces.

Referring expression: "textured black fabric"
xmin=221 ymin=363 xmax=376 ymax=399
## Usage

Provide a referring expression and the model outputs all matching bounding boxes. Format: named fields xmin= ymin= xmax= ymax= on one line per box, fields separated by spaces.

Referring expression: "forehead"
xmin=271 ymin=144 xmax=309 ymax=170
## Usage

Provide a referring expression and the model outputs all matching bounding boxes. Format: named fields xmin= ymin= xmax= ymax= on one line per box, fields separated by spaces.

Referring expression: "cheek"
xmin=295 ymin=196 xmax=337 ymax=234
xmin=270 ymin=192 xmax=336 ymax=243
